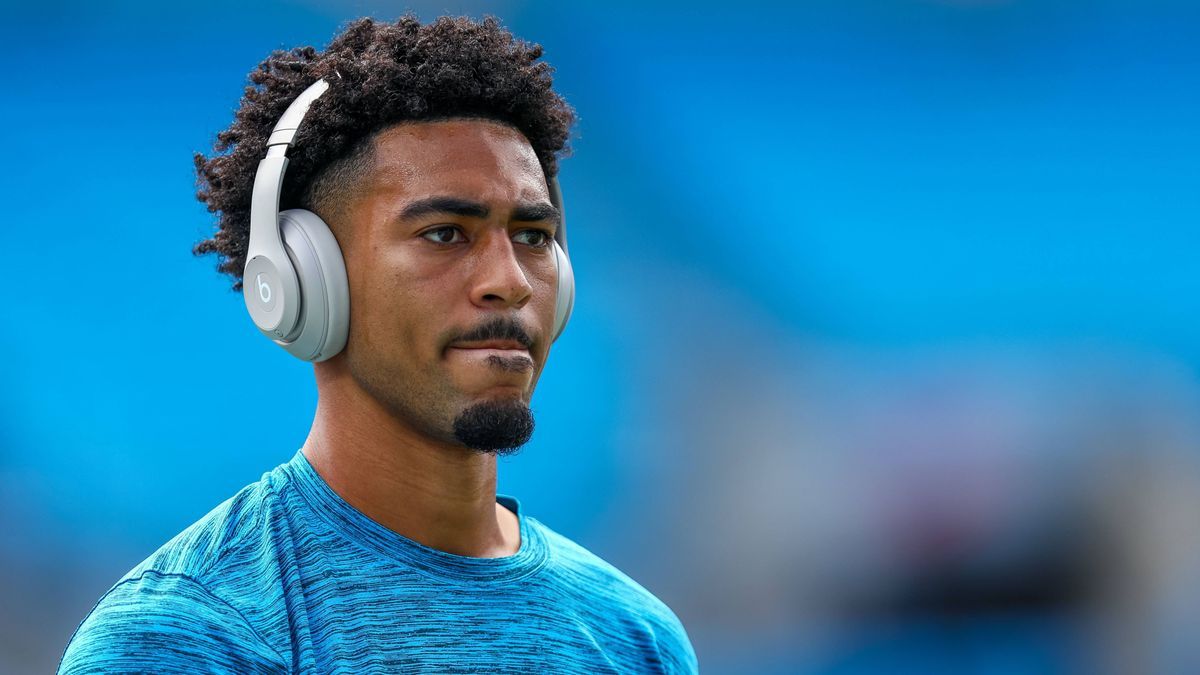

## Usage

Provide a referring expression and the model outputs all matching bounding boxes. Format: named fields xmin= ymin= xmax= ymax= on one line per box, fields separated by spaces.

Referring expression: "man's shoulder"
xmin=58 ymin=463 xmax=295 ymax=673
xmin=530 ymin=517 xmax=699 ymax=671
xmin=534 ymin=518 xmax=665 ymax=607
xmin=58 ymin=569 xmax=287 ymax=673
xmin=127 ymin=463 xmax=289 ymax=584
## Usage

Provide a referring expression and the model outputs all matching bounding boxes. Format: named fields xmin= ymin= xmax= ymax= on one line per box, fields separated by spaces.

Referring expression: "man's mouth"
xmin=447 ymin=342 xmax=534 ymax=372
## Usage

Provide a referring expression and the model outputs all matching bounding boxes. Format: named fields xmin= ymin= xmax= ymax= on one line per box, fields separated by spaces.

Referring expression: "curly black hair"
xmin=193 ymin=15 xmax=576 ymax=290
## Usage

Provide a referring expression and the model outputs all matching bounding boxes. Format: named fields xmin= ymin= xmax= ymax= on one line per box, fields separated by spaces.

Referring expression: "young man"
xmin=59 ymin=15 xmax=697 ymax=673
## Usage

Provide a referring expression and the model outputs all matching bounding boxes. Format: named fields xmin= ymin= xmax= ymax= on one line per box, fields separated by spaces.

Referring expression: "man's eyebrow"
xmin=398 ymin=196 xmax=561 ymax=226
xmin=511 ymin=202 xmax=561 ymax=226
xmin=399 ymin=196 xmax=489 ymax=221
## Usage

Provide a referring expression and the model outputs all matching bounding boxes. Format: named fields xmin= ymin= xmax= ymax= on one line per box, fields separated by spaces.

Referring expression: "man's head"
xmin=193 ymin=16 xmax=575 ymax=455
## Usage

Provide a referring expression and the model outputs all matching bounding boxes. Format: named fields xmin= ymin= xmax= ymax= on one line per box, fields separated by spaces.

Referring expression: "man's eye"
xmin=514 ymin=229 xmax=552 ymax=248
xmin=421 ymin=226 xmax=465 ymax=244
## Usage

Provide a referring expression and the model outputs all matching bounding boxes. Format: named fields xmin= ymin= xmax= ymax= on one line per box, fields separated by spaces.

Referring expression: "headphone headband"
xmin=248 ymin=79 xmax=332 ymax=276
xmin=266 ymin=79 xmax=330 ymax=150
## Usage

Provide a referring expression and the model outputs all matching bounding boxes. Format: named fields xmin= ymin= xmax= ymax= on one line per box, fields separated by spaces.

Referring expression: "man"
xmin=59 ymin=15 xmax=697 ymax=673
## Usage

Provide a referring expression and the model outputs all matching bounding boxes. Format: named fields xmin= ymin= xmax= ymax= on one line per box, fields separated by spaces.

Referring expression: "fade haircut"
xmin=192 ymin=15 xmax=576 ymax=290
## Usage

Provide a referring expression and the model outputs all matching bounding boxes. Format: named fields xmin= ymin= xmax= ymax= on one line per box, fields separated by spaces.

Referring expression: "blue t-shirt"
xmin=59 ymin=450 xmax=698 ymax=673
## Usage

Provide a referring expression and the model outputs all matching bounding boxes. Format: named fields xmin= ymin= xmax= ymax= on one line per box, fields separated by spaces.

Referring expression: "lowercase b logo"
xmin=256 ymin=273 xmax=273 ymax=305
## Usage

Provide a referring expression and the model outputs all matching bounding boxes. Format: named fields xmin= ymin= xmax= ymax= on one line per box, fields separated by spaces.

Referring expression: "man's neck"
xmin=300 ymin=366 xmax=520 ymax=559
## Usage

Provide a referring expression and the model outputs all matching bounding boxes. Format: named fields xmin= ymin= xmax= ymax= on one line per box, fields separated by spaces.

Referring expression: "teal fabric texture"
xmin=59 ymin=451 xmax=698 ymax=673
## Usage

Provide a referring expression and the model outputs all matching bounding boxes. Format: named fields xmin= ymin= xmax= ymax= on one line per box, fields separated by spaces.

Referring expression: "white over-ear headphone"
xmin=243 ymin=79 xmax=576 ymax=362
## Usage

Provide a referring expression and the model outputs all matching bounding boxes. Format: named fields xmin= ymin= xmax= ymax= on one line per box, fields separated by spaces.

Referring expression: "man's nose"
xmin=468 ymin=230 xmax=534 ymax=310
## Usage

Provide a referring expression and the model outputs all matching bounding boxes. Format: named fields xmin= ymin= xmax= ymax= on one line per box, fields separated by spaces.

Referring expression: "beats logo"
xmin=255 ymin=273 xmax=276 ymax=311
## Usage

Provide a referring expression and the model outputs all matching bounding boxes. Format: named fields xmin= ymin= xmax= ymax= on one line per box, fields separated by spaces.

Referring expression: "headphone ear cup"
xmin=275 ymin=209 xmax=350 ymax=362
xmin=551 ymin=240 xmax=575 ymax=342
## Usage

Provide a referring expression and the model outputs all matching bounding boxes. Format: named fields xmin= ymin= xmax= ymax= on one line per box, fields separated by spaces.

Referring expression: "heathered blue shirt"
xmin=59 ymin=450 xmax=698 ymax=673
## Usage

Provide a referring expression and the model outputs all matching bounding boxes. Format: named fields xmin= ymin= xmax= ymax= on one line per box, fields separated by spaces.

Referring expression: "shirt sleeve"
xmin=58 ymin=570 xmax=287 ymax=674
xmin=655 ymin=609 xmax=700 ymax=674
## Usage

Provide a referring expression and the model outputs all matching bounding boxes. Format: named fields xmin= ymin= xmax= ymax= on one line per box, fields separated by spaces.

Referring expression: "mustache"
xmin=450 ymin=315 xmax=535 ymax=350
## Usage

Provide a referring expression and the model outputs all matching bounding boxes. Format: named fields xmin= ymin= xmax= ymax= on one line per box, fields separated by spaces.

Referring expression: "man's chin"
xmin=451 ymin=398 xmax=535 ymax=456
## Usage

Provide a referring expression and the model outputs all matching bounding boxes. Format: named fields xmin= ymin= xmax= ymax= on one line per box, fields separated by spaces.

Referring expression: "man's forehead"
xmin=368 ymin=118 xmax=543 ymax=183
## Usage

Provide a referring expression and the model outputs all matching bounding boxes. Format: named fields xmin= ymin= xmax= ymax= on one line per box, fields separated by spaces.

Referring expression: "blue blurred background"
xmin=3 ymin=0 xmax=1200 ymax=672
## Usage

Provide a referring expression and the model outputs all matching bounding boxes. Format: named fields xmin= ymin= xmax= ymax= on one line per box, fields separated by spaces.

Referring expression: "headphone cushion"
xmin=276 ymin=209 xmax=350 ymax=362
xmin=551 ymin=240 xmax=575 ymax=342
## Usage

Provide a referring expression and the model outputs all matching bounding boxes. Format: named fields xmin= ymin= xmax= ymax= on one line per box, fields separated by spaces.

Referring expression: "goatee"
xmin=452 ymin=399 xmax=535 ymax=456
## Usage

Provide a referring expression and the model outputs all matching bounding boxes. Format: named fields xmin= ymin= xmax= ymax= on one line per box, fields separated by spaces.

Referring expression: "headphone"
xmin=243 ymin=78 xmax=576 ymax=362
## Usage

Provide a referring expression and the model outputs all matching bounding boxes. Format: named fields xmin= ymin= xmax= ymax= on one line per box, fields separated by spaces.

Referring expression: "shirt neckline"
xmin=281 ymin=449 xmax=549 ymax=585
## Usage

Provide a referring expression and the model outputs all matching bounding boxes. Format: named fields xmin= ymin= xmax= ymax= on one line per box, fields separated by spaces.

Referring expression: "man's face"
xmin=334 ymin=119 xmax=560 ymax=454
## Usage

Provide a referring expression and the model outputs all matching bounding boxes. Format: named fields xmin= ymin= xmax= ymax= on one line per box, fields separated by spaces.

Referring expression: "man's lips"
xmin=447 ymin=341 xmax=534 ymax=372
